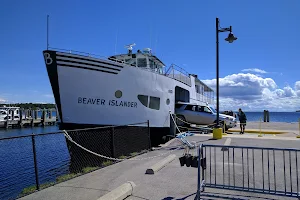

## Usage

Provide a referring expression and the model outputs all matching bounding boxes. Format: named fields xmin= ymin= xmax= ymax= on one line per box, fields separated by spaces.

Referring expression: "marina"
xmin=2 ymin=2 xmax=300 ymax=199
xmin=0 ymin=106 xmax=57 ymax=129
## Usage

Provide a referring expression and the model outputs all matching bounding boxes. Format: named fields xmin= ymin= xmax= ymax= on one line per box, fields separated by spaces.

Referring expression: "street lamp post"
xmin=215 ymin=18 xmax=237 ymax=128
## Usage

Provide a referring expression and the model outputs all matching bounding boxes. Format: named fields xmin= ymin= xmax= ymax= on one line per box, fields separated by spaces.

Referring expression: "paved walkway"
xmin=228 ymin=121 xmax=300 ymax=138
xmin=230 ymin=121 xmax=299 ymax=131
xmin=20 ymin=134 xmax=300 ymax=200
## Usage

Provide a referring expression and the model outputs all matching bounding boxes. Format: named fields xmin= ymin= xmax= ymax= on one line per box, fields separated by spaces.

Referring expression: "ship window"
xmin=195 ymin=85 xmax=200 ymax=93
xmin=138 ymin=95 xmax=148 ymax=107
xmin=149 ymin=59 xmax=155 ymax=70
xmin=149 ymin=96 xmax=160 ymax=110
xmin=125 ymin=58 xmax=136 ymax=66
xmin=175 ymin=86 xmax=190 ymax=103
xmin=137 ymin=58 xmax=147 ymax=68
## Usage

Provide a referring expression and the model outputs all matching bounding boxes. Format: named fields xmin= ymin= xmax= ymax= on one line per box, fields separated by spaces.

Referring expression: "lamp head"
xmin=225 ymin=33 xmax=237 ymax=43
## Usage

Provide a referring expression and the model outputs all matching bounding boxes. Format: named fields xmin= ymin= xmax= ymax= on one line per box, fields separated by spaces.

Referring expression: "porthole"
xmin=166 ymin=98 xmax=170 ymax=105
xmin=115 ymin=90 xmax=122 ymax=98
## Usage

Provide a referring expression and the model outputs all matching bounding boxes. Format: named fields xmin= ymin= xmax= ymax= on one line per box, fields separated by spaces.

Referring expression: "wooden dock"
xmin=0 ymin=109 xmax=58 ymax=129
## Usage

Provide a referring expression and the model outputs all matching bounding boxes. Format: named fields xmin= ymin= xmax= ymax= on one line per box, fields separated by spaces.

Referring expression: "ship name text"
xmin=77 ymin=97 xmax=137 ymax=108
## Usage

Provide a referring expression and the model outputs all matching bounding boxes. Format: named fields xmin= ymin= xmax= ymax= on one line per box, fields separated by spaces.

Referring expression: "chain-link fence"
xmin=0 ymin=121 xmax=150 ymax=200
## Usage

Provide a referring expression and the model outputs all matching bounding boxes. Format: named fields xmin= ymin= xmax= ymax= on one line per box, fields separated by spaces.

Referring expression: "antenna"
xmin=124 ymin=43 xmax=136 ymax=55
xmin=154 ymin=33 xmax=158 ymax=55
xmin=114 ymin=27 xmax=118 ymax=54
xmin=124 ymin=43 xmax=136 ymax=50
xmin=143 ymin=48 xmax=152 ymax=55
xmin=47 ymin=15 xmax=49 ymax=50
xmin=150 ymin=23 xmax=152 ymax=49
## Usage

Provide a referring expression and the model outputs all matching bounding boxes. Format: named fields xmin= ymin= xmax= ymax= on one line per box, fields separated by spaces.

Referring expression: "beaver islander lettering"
xmin=77 ymin=97 xmax=137 ymax=108
xmin=109 ymin=100 xmax=137 ymax=108
xmin=78 ymin=97 xmax=105 ymax=105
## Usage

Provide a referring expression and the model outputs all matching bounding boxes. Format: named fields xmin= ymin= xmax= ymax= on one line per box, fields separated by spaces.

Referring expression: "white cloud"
xmin=0 ymin=98 xmax=6 ymax=103
xmin=43 ymin=94 xmax=54 ymax=98
xmin=293 ymin=81 xmax=300 ymax=97
xmin=242 ymin=68 xmax=267 ymax=74
xmin=0 ymin=92 xmax=55 ymax=104
xmin=203 ymin=73 xmax=277 ymax=100
xmin=203 ymin=73 xmax=300 ymax=111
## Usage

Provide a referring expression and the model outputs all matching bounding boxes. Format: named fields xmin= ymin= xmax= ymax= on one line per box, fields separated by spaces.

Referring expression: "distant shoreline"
xmin=0 ymin=103 xmax=56 ymax=110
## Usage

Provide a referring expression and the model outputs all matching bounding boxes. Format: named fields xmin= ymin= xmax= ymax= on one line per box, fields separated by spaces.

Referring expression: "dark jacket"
xmin=238 ymin=111 xmax=247 ymax=122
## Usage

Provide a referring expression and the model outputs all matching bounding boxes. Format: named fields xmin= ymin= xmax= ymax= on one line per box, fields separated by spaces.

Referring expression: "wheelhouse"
xmin=108 ymin=48 xmax=165 ymax=74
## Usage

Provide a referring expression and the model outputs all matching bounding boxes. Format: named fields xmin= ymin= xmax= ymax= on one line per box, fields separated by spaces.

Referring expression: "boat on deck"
xmin=0 ymin=106 xmax=21 ymax=121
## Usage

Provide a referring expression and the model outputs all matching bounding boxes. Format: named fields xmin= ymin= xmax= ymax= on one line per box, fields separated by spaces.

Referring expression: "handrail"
xmin=164 ymin=64 xmax=192 ymax=86
xmin=170 ymin=63 xmax=190 ymax=76
xmin=165 ymin=63 xmax=190 ymax=77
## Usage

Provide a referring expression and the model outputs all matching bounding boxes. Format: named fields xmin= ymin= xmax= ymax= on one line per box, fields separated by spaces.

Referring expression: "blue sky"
xmin=1 ymin=0 xmax=300 ymax=111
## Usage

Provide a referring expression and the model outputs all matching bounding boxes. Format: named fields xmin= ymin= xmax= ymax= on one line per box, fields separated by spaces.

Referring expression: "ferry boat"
xmin=42 ymin=44 xmax=214 ymax=142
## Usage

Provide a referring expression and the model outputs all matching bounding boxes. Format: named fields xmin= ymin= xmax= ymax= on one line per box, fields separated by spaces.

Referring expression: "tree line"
xmin=0 ymin=103 xmax=56 ymax=110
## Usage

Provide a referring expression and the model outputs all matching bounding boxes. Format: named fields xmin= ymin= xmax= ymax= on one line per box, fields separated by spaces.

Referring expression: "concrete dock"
xmin=228 ymin=121 xmax=300 ymax=137
xmin=19 ymin=129 xmax=300 ymax=200
xmin=231 ymin=121 xmax=299 ymax=131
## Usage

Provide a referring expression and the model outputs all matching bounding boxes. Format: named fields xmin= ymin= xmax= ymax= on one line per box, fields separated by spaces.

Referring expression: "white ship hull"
xmin=43 ymin=50 xmax=213 ymax=130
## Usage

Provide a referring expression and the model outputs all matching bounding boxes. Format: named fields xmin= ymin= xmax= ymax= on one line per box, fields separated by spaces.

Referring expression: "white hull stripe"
xmin=57 ymin=64 xmax=118 ymax=74
xmin=56 ymin=56 xmax=122 ymax=72
xmin=56 ymin=52 xmax=125 ymax=68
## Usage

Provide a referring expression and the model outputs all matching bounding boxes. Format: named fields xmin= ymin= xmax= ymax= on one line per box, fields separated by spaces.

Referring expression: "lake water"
xmin=0 ymin=125 xmax=69 ymax=200
xmin=0 ymin=112 xmax=299 ymax=199
xmin=1 ymin=112 xmax=299 ymax=139
xmin=243 ymin=112 xmax=300 ymax=122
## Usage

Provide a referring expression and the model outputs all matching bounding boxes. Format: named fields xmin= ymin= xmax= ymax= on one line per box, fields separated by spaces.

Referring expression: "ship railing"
xmin=165 ymin=64 xmax=191 ymax=86
xmin=48 ymin=47 xmax=131 ymax=65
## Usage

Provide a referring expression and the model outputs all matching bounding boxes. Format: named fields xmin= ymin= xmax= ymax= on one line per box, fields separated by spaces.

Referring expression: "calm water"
xmin=0 ymin=112 xmax=299 ymax=199
xmin=243 ymin=112 xmax=300 ymax=122
xmin=0 ymin=126 xmax=69 ymax=200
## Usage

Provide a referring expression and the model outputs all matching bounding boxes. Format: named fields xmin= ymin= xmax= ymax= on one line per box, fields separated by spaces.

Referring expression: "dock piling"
xmin=34 ymin=110 xmax=38 ymax=120
xmin=42 ymin=110 xmax=46 ymax=126
xmin=49 ymin=110 xmax=52 ymax=119
xmin=19 ymin=109 xmax=23 ymax=128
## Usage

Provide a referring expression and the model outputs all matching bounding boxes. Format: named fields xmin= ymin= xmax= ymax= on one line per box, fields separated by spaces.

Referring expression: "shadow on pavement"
xmin=161 ymin=191 xmax=282 ymax=200
xmin=161 ymin=192 xmax=195 ymax=200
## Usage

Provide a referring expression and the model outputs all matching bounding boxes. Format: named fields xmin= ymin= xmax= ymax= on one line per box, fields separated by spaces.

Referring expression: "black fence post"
xmin=31 ymin=134 xmax=40 ymax=190
xmin=147 ymin=120 xmax=152 ymax=150
xmin=111 ymin=127 xmax=115 ymax=158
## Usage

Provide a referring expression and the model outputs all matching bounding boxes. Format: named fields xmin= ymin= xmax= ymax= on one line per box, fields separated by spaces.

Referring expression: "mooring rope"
xmin=62 ymin=112 xmax=196 ymax=161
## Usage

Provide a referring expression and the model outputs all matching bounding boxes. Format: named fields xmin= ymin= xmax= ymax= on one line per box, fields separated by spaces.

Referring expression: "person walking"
xmin=237 ymin=108 xmax=247 ymax=134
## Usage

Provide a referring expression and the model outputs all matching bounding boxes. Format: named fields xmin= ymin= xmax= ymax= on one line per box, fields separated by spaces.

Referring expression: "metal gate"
xmin=195 ymin=144 xmax=300 ymax=199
